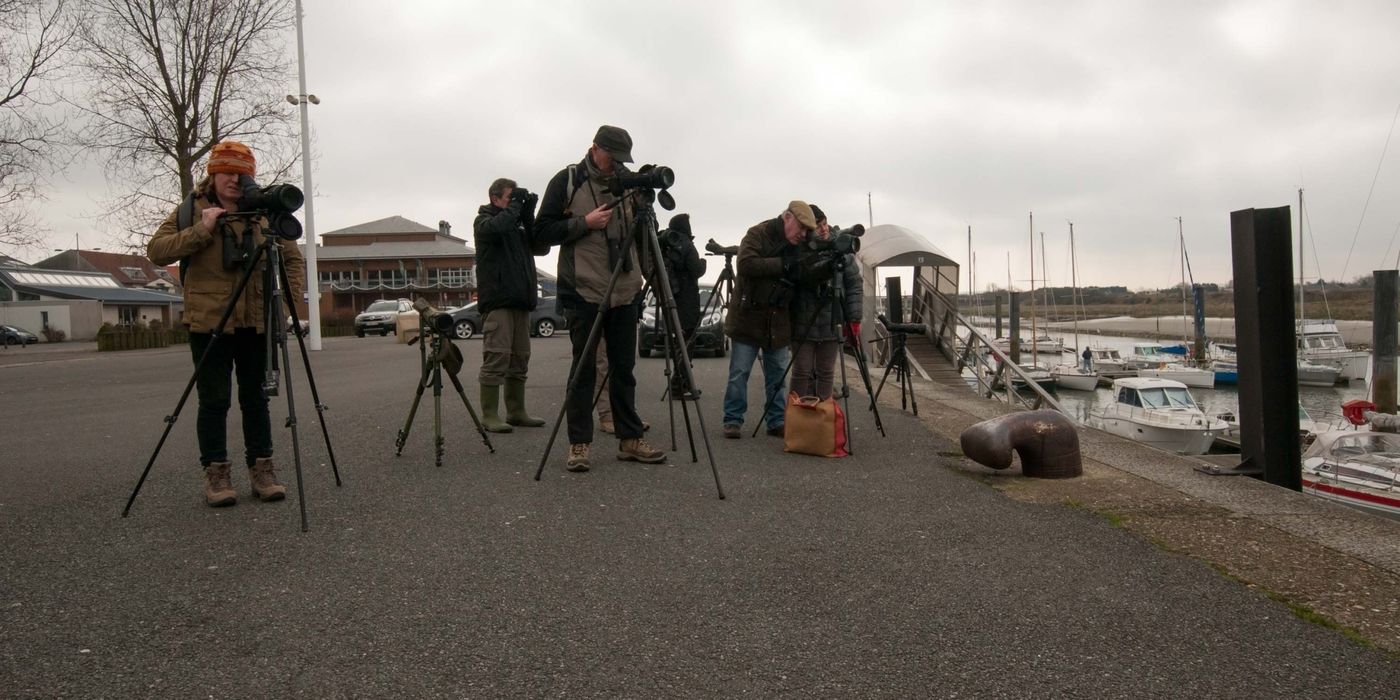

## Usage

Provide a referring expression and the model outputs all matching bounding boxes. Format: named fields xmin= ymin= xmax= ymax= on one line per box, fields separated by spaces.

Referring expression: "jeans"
xmin=722 ymin=339 xmax=790 ymax=429
xmin=564 ymin=302 xmax=644 ymax=443
xmin=189 ymin=329 xmax=273 ymax=467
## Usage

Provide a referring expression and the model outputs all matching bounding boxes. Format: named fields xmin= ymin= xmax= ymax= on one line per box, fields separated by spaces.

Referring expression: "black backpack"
xmin=175 ymin=191 xmax=199 ymax=284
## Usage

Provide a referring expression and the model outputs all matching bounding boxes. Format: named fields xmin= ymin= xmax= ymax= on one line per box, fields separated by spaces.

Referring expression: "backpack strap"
xmin=176 ymin=191 xmax=198 ymax=284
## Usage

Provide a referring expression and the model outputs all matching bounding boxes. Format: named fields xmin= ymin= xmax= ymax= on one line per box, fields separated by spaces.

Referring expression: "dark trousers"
xmin=189 ymin=329 xmax=273 ymax=467
xmin=565 ymin=302 xmax=644 ymax=443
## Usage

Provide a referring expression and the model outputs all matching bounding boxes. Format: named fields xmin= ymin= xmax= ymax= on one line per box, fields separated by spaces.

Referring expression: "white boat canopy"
xmin=854 ymin=224 xmax=960 ymax=368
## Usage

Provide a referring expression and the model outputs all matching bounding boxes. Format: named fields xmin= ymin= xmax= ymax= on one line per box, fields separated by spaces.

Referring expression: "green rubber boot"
xmin=479 ymin=384 xmax=514 ymax=433
xmin=504 ymin=378 xmax=546 ymax=427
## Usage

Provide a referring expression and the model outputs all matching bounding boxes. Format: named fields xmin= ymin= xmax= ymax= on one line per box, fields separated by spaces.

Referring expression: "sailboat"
xmin=1051 ymin=222 xmax=1099 ymax=391
xmin=1295 ymin=188 xmax=1362 ymax=383
xmin=1135 ymin=219 xmax=1215 ymax=388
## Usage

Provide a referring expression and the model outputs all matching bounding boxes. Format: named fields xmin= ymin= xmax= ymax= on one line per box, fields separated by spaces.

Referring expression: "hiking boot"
xmin=248 ymin=457 xmax=287 ymax=502
xmin=567 ymin=443 xmax=591 ymax=472
xmin=618 ymin=437 xmax=666 ymax=464
xmin=478 ymin=384 xmax=514 ymax=433
xmin=767 ymin=424 xmax=785 ymax=438
xmin=203 ymin=461 xmax=236 ymax=507
xmin=598 ymin=419 xmax=615 ymax=435
xmin=504 ymin=378 xmax=545 ymax=427
xmin=723 ymin=424 xmax=741 ymax=439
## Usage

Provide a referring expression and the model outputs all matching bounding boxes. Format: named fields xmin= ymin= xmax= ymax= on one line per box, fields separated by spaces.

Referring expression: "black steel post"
xmin=995 ymin=295 xmax=1003 ymax=340
xmin=1008 ymin=292 xmax=1021 ymax=365
xmin=1222 ymin=206 xmax=1300 ymax=489
xmin=886 ymin=277 xmax=904 ymax=324
xmin=1373 ymin=270 xmax=1398 ymax=416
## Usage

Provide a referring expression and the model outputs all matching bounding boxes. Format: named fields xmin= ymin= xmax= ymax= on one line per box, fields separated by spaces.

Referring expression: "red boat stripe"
xmin=1304 ymin=479 xmax=1400 ymax=508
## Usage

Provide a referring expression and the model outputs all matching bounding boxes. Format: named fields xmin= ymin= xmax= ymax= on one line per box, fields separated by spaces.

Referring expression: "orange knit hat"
xmin=207 ymin=140 xmax=256 ymax=177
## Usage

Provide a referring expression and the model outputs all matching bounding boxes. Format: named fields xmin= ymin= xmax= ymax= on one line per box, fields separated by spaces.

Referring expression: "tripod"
xmin=394 ymin=321 xmax=495 ymax=466
xmin=123 ymin=219 xmax=342 ymax=532
xmin=533 ymin=189 xmax=725 ymax=499
xmin=874 ymin=321 xmax=919 ymax=416
xmin=752 ymin=252 xmax=886 ymax=449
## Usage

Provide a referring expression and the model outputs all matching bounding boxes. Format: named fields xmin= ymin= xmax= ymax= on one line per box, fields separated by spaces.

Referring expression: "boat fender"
xmin=959 ymin=410 xmax=1082 ymax=479
xmin=1363 ymin=410 xmax=1400 ymax=433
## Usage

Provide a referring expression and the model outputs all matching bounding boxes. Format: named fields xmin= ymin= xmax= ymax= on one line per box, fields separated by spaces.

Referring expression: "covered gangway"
xmin=853 ymin=224 xmax=961 ymax=369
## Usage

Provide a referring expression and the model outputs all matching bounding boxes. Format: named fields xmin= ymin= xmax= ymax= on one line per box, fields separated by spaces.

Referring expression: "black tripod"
xmin=123 ymin=219 xmax=341 ymax=532
xmin=697 ymin=241 xmax=736 ymax=354
xmin=753 ymin=253 xmax=886 ymax=450
xmin=394 ymin=317 xmax=495 ymax=466
xmin=874 ymin=314 xmax=921 ymax=416
xmin=534 ymin=189 xmax=725 ymax=499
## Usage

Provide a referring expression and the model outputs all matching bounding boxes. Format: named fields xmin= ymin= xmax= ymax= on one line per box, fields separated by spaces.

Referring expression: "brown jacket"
xmin=723 ymin=217 xmax=796 ymax=350
xmin=147 ymin=178 xmax=306 ymax=333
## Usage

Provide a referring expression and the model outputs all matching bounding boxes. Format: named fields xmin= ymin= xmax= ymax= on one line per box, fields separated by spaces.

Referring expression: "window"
xmin=119 ymin=266 xmax=148 ymax=280
xmin=119 ymin=307 xmax=138 ymax=325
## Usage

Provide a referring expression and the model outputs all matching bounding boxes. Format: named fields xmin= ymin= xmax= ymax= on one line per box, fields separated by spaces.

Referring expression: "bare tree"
xmin=71 ymin=0 xmax=298 ymax=249
xmin=0 ymin=0 xmax=73 ymax=253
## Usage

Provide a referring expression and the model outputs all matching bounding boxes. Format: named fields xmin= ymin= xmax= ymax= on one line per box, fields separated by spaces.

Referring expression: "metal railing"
xmin=908 ymin=273 xmax=1069 ymax=416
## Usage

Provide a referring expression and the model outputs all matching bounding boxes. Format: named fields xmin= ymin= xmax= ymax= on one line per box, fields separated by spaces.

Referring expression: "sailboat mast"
xmin=1178 ymin=217 xmax=1188 ymax=353
xmin=1298 ymin=188 xmax=1306 ymax=329
xmin=1030 ymin=212 xmax=1038 ymax=365
xmin=1070 ymin=222 xmax=1080 ymax=357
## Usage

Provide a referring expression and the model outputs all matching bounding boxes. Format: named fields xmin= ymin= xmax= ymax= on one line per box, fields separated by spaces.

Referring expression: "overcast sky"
xmin=26 ymin=0 xmax=1400 ymax=292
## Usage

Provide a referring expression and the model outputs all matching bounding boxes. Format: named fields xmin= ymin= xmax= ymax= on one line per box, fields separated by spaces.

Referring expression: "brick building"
xmin=305 ymin=216 xmax=476 ymax=318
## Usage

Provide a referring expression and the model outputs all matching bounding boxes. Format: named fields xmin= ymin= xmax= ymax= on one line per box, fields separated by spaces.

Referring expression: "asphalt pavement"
xmin=0 ymin=334 xmax=1396 ymax=697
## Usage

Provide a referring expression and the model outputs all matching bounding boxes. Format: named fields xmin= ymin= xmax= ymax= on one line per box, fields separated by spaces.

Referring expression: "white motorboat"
xmin=1050 ymin=364 xmax=1099 ymax=391
xmin=1302 ymin=430 xmax=1400 ymax=519
xmin=1297 ymin=360 xmax=1343 ymax=387
xmin=1297 ymin=320 xmax=1368 ymax=381
xmin=1136 ymin=363 xmax=1216 ymax=389
xmin=992 ymin=334 xmax=1068 ymax=356
xmin=1091 ymin=377 xmax=1227 ymax=455
xmin=1087 ymin=346 xmax=1129 ymax=373
xmin=1124 ymin=342 xmax=1176 ymax=370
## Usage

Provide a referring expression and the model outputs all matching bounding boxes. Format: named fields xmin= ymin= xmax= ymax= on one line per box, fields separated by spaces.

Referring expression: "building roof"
xmin=0 ymin=266 xmax=182 ymax=304
xmin=0 ymin=254 xmax=27 ymax=268
xmin=322 ymin=215 xmax=438 ymax=236
xmin=35 ymin=249 xmax=173 ymax=288
xmin=304 ymin=239 xmax=475 ymax=260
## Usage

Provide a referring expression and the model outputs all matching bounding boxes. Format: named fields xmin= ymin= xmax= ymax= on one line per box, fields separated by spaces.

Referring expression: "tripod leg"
xmin=279 ymin=261 xmax=342 ymax=485
xmin=837 ymin=342 xmax=855 ymax=455
xmin=535 ymin=302 xmax=611 ymax=481
xmin=432 ymin=363 xmax=444 ymax=468
xmin=751 ymin=355 xmax=796 ymax=438
xmin=849 ymin=341 xmax=887 ymax=437
xmin=124 ymin=237 xmax=269 ymax=517
xmin=446 ymin=371 xmax=495 ymax=453
xmin=395 ymin=356 xmax=433 ymax=456
xmin=274 ymin=317 xmax=312 ymax=532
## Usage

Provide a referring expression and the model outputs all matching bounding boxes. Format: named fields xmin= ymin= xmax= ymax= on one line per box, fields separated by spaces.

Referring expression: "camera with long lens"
xmin=808 ymin=223 xmax=865 ymax=255
xmin=412 ymin=298 xmax=455 ymax=336
xmin=606 ymin=164 xmax=677 ymax=211
xmin=877 ymin=313 xmax=927 ymax=335
xmin=705 ymin=238 xmax=739 ymax=256
xmin=236 ymin=174 xmax=305 ymax=240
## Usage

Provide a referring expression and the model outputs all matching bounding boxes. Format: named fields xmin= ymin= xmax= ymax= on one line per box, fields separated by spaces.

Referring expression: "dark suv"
xmin=354 ymin=299 xmax=412 ymax=337
xmin=638 ymin=290 xmax=727 ymax=358
xmin=448 ymin=297 xmax=567 ymax=340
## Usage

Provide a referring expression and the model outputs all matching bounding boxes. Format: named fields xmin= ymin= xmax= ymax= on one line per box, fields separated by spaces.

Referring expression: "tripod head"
xmin=704 ymin=238 xmax=739 ymax=259
xmin=877 ymin=313 xmax=927 ymax=336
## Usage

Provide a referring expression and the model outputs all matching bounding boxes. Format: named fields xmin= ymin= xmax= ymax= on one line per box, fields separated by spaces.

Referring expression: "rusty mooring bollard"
xmin=959 ymin=410 xmax=1082 ymax=479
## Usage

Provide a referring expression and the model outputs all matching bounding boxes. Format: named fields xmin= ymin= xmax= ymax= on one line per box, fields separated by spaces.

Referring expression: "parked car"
xmin=447 ymin=296 xmax=568 ymax=340
xmin=1 ymin=324 xmax=39 ymax=346
xmin=354 ymin=298 xmax=413 ymax=337
xmin=638 ymin=290 xmax=727 ymax=358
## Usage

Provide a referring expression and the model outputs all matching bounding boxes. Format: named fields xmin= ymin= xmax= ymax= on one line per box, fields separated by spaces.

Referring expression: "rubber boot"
xmin=203 ymin=461 xmax=236 ymax=507
xmin=504 ymin=378 xmax=545 ymax=427
xmin=479 ymin=384 xmax=514 ymax=433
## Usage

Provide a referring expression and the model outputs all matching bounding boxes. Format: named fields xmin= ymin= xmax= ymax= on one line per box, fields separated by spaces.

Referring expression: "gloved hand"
xmin=781 ymin=247 xmax=801 ymax=282
xmin=844 ymin=321 xmax=861 ymax=346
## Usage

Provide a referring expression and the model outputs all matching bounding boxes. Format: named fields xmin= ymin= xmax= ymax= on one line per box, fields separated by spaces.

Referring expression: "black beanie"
xmin=809 ymin=204 xmax=826 ymax=223
xmin=669 ymin=213 xmax=692 ymax=236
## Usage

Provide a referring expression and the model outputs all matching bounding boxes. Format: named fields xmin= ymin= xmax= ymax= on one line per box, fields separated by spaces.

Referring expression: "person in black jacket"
xmin=659 ymin=213 xmax=706 ymax=395
xmin=473 ymin=177 xmax=547 ymax=432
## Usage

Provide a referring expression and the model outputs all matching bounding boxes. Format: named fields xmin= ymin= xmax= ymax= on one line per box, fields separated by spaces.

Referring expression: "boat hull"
xmin=1303 ymin=478 xmax=1400 ymax=519
xmin=1095 ymin=416 xmax=1221 ymax=455
xmin=1136 ymin=367 xmax=1215 ymax=389
xmin=1051 ymin=369 xmax=1099 ymax=391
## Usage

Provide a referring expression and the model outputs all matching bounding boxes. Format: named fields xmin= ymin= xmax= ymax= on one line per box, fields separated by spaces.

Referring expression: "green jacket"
xmin=723 ymin=217 xmax=797 ymax=350
xmin=147 ymin=178 xmax=306 ymax=334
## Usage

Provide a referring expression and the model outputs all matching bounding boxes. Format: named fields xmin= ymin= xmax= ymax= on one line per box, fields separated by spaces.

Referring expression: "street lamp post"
xmin=290 ymin=0 xmax=322 ymax=350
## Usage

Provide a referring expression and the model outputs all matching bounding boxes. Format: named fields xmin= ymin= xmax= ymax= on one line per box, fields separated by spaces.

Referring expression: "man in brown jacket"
xmin=720 ymin=201 xmax=817 ymax=439
xmin=147 ymin=140 xmax=306 ymax=507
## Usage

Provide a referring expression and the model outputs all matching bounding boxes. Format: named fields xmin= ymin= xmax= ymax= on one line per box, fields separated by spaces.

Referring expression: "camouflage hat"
xmin=787 ymin=200 xmax=817 ymax=231
xmin=593 ymin=124 xmax=634 ymax=163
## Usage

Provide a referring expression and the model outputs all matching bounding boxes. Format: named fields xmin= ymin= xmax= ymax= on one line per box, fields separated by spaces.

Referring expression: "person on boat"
xmin=1082 ymin=346 xmax=1093 ymax=372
